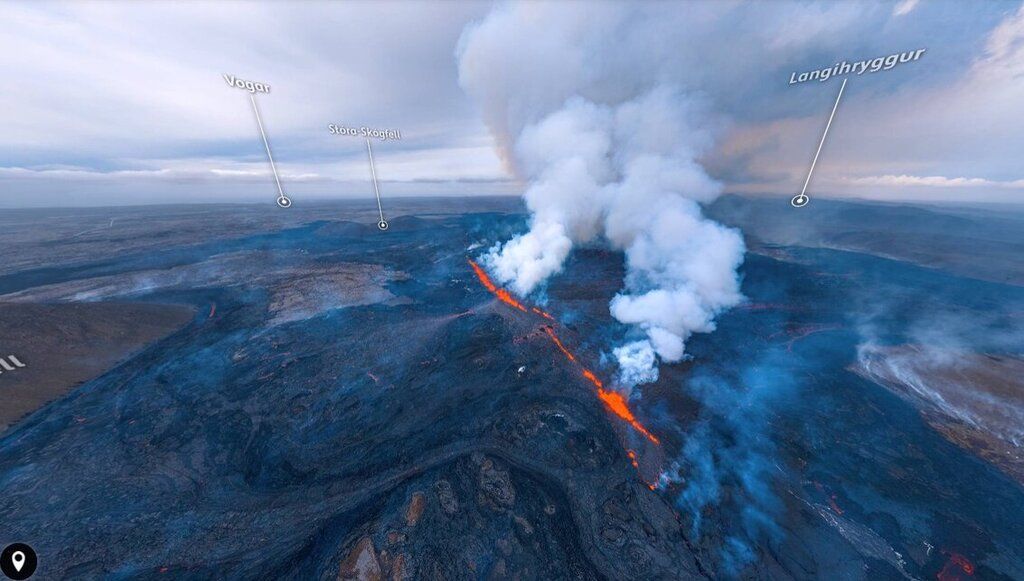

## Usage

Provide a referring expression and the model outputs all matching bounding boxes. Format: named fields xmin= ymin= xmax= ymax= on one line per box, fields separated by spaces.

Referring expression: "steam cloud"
xmin=458 ymin=4 xmax=745 ymax=387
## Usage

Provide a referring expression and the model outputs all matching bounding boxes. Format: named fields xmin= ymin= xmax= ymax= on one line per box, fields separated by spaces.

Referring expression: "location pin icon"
xmin=11 ymin=551 xmax=24 ymax=571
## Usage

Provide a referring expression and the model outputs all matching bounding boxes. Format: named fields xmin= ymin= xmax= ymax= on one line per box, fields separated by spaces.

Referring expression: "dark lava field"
xmin=0 ymin=198 xmax=1021 ymax=580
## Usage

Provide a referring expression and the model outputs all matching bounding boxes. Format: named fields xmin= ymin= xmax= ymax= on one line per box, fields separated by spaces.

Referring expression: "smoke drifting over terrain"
xmin=458 ymin=4 xmax=745 ymax=386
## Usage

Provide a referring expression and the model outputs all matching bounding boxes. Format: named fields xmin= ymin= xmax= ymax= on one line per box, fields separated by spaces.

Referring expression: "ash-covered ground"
xmin=0 ymin=197 xmax=1021 ymax=580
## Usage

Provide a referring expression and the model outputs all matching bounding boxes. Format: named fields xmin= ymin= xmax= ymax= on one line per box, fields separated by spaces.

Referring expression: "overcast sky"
xmin=2 ymin=0 xmax=1023 ymax=207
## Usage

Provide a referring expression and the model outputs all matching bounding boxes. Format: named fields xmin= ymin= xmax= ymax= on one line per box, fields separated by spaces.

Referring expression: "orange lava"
xmin=581 ymin=368 xmax=603 ymax=388
xmin=467 ymin=258 xmax=660 ymax=445
xmin=532 ymin=306 xmax=555 ymax=320
xmin=544 ymin=326 xmax=576 ymax=362
xmin=596 ymin=388 xmax=660 ymax=444
xmin=938 ymin=551 xmax=975 ymax=580
xmin=468 ymin=259 xmax=526 ymax=312
xmin=828 ymin=494 xmax=844 ymax=515
xmin=627 ymin=450 xmax=640 ymax=469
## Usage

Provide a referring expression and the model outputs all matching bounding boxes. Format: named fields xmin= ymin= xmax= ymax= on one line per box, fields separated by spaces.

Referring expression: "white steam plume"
xmin=458 ymin=4 xmax=745 ymax=387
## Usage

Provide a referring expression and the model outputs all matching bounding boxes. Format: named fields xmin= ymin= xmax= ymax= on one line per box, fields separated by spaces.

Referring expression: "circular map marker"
xmin=377 ymin=220 xmax=389 ymax=231
xmin=276 ymin=195 xmax=292 ymax=209
xmin=1 ymin=543 xmax=37 ymax=580
xmin=790 ymin=194 xmax=809 ymax=208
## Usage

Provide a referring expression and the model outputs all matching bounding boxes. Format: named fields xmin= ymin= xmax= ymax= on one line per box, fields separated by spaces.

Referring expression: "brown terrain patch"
xmin=852 ymin=344 xmax=1024 ymax=484
xmin=338 ymin=537 xmax=382 ymax=581
xmin=0 ymin=301 xmax=194 ymax=432
xmin=404 ymin=492 xmax=425 ymax=527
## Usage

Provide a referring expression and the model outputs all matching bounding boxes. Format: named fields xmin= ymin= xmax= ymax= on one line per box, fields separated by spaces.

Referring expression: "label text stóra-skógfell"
xmin=328 ymin=124 xmax=402 ymax=141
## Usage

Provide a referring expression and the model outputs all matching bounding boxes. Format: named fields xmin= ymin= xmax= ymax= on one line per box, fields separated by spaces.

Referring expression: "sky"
xmin=1 ymin=0 xmax=1023 ymax=208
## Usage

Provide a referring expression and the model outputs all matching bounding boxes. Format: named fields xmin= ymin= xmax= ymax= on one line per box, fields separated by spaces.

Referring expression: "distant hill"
xmin=708 ymin=195 xmax=1024 ymax=286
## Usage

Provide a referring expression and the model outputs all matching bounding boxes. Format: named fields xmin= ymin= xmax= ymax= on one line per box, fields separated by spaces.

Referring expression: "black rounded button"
xmin=0 ymin=543 xmax=37 ymax=580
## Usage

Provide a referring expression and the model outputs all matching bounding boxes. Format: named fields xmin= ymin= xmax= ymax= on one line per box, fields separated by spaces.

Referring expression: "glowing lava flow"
xmin=548 ymin=328 xmax=660 ymax=444
xmin=468 ymin=259 xmax=527 ymax=312
xmin=548 ymin=331 xmax=659 ymax=444
xmin=532 ymin=306 xmax=555 ymax=320
xmin=468 ymin=259 xmax=660 ymax=445
xmin=938 ymin=551 xmax=975 ymax=580
xmin=595 ymin=386 xmax=660 ymax=444
xmin=543 ymin=326 xmax=576 ymax=362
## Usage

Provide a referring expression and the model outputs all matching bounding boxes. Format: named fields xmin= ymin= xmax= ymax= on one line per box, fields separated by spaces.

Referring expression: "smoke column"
xmin=457 ymin=4 xmax=745 ymax=387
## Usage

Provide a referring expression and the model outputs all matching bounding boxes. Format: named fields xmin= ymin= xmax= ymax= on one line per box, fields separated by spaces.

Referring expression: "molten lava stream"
xmin=531 ymin=306 xmax=555 ymax=320
xmin=594 ymin=387 xmax=660 ymax=444
xmin=543 ymin=326 xmax=576 ymax=362
xmin=467 ymin=258 xmax=660 ymax=446
xmin=467 ymin=259 xmax=526 ymax=312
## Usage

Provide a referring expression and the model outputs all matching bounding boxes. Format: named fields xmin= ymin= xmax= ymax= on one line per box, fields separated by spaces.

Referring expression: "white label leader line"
xmin=792 ymin=77 xmax=847 ymax=208
xmin=249 ymin=94 xmax=292 ymax=209
xmin=365 ymin=138 xmax=389 ymax=231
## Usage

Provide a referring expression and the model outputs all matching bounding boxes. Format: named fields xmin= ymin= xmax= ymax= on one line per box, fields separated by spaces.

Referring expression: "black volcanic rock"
xmin=3 ymin=201 xmax=1021 ymax=579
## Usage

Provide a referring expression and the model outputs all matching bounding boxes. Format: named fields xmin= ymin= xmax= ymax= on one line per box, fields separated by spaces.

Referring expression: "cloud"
xmin=0 ymin=165 xmax=325 ymax=183
xmin=977 ymin=2 xmax=1024 ymax=79
xmin=460 ymin=4 xmax=746 ymax=387
xmin=0 ymin=142 xmax=508 ymax=185
xmin=0 ymin=141 xmax=514 ymax=207
xmin=846 ymin=174 xmax=1024 ymax=188
xmin=710 ymin=3 xmax=1024 ymax=204
xmin=892 ymin=0 xmax=921 ymax=17
xmin=0 ymin=0 xmax=499 ymax=204
xmin=2 ymin=1 xmax=1022 ymax=206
